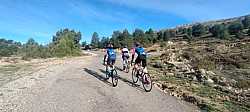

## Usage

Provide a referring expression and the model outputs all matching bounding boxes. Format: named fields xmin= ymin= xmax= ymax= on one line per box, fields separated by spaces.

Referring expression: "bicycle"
xmin=131 ymin=64 xmax=152 ymax=92
xmin=123 ymin=57 xmax=130 ymax=73
xmin=105 ymin=64 xmax=118 ymax=87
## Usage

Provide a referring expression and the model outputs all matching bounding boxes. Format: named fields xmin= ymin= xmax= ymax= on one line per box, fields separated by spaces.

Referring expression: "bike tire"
xmin=132 ymin=68 xmax=139 ymax=83
xmin=142 ymin=73 xmax=152 ymax=92
xmin=105 ymin=66 xmax=109 ymax=79
xmin=111 ymin=69 xmax=118 ymax=87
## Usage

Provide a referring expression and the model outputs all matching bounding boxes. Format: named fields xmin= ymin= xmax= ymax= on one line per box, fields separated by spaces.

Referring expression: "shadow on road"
xmin=83 ymin=68 xmax=112 ymax=87
xmin=99 ymin=69 xmax=144 ymax=92
xmin=115 ymin=66 xmax=123 ymax=72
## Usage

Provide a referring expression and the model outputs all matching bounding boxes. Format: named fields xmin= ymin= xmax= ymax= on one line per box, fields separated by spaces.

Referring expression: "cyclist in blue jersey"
xmin=103 ymin=43 xmax=116 ymax=70
xmin=134 ymin=42 xmax=148 ymax=73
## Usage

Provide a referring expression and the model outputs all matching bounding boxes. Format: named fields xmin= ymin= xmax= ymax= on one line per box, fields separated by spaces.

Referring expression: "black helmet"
xmin=135 ymin=42 xmax=140 ymax=47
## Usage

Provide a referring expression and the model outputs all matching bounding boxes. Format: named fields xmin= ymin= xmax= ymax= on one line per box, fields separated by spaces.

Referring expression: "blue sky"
xmin=0 ymin=0 xmax=250 ymax=44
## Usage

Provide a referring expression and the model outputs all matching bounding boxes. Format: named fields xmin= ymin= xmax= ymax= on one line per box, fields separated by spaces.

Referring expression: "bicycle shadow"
xmin=115 ymin=66 xmax=123 ymax=72
xmin=99 ymin=69 xmax=145 ymax=92
xmin=83 ymin=68 xmax=113 ymax=87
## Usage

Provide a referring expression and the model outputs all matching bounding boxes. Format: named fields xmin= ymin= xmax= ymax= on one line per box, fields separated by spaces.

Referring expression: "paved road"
xmin=0 ymin=52 xmax=199 ymax=112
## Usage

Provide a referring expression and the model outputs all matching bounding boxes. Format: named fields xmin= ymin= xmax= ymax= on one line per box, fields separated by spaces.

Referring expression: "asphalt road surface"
xmin=0 ymin=51 xmax=199 ymax=112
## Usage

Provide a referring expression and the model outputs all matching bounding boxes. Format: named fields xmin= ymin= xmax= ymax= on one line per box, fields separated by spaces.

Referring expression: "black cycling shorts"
xmin=135 ymin=54 xmax=147 ymax=67
xmin=107 ymin=58 xmax=116 ymax=65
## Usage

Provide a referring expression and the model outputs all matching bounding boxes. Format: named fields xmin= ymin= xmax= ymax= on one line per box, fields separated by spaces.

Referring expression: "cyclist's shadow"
xmin=83 ymin=68 xmax=113 ymax=87
xmin=99 ymin=69 xmax=145 ymax=92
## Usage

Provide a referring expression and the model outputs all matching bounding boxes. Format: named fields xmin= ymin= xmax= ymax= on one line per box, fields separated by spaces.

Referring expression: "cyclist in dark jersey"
xmin=103 ymin=43 xmax=116 ymax=67
xmin=134 ymin=42 xmax=147 ymax=73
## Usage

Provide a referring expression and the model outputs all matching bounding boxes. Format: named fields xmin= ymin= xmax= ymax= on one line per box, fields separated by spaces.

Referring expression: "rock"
xmin=206 ymin=78 xmax=214 ymax=84
xmin=206 ymin=71 xmax=216 ymax=76
xmin=199 ymin=69 xmax=207 ymax=76
xmin=164 ymin=73 xmax=174 ymax=76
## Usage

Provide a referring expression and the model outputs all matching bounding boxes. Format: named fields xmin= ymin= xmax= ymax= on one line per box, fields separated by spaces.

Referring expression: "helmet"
xmin=135 ymin=42 xmax=140 ymax=47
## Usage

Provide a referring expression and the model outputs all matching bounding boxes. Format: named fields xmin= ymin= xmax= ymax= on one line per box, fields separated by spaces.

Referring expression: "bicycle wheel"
xmin=111 ymin=69 xmax=118 ymax=87
xmin=132 ymin=68 xmax=139 ymax=83
xmin=142 ymin=73 xmax=152 ymax=92
xmin=125 ymin=60 xmax=129 ymax=73
xmin=105 ymin=66 xmax=109 ymax=79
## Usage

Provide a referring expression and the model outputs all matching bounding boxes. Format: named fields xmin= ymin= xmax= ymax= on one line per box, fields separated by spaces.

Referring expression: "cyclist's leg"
xmin=122 ymin=55 xmax=126 ymax=70
xmin=134 ymin=56 xmax=140 ymax=68
xmin=141 ymin=56 xmax=148 ymax=73
xmin=131 ymin=54 xmax=135 ymax=65
xmin=107 ymin=58 xmax=112 ymax=72
xmin=111 ymin=59 xmax=116 ymax=70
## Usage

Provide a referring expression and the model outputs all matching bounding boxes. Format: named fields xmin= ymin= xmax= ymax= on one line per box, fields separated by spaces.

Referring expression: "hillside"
xmin=147 ymin=14 xmax=250 ymax=111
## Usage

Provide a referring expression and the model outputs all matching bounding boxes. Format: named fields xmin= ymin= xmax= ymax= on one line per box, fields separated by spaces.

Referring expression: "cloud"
xmin=68 ymin=0 xmax=135 ymax=24
xmin=105 ymin=0 xmax=250 ymax=22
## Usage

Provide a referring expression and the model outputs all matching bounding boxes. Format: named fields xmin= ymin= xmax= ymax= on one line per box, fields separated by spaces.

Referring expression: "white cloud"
xmin=105 ymin=0 xmax=250 ymax=22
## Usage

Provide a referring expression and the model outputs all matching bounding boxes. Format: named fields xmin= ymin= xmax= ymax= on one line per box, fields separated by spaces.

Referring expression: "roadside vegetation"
xmin=0 ymin=28 xmax=82 ymax=60
xmin=86 ymin=15 xmax=250 ymax=50
xmin=147 ymin=15 xmax=250 ymax=112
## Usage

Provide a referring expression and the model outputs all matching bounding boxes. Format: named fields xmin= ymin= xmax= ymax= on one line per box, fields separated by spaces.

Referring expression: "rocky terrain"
xmin=148 ymin=38 xmax=250 ymax=112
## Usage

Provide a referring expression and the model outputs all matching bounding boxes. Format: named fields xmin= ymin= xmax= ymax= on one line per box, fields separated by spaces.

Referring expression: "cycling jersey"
xmin=107 ymin=48 xmax=116 ymax=60
xmin=122 ymin=48 xmax=129 ymax=57
xmin=135 ymin=47 xmax=146 ymax=56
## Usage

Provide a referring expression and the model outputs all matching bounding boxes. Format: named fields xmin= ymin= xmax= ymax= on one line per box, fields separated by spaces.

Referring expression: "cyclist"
xmin=134 ymin=42 xmax=147 ymax=73
xmin=130 ymin=46 xmax=135 ymax=66
xmin=121 ymin=45 xmax=130 ymax=71
xmin=103 ymin=43 xmax=116 ymax=72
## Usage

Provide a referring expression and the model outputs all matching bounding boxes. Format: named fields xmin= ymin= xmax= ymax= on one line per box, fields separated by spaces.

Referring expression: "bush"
xmin=52 ymin=36 xmax=81 ymax=57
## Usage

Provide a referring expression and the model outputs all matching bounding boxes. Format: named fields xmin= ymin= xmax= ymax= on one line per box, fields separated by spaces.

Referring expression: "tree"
xmin=51 ymin=29 xmax=82 ymax=57
xmin=91 ymin=32 xmax=100 ymax=48
xmin=145 ymin=28 xmax=157 ymax=43
xmin=53 ymin=29 xmax=81 ymax=45
xmin=81 ymin=41 xmax=87 ymax=47
xmin=248 ymin=29 xmax=250 ymax=36
xmin=163 ymin=30 xmax=171 ymax=41
xmin=192 ymin=24 xmax=206 ymax=37
xmin=99 ymin=37 xmax=109 ymax=48
xmin=133 ymin=28 xmax=145 ymax=43
xmin=228 ymin=21 xmax=243 ymax=35
xmin=209 ymin=24 xmax=229 ymax=39
xmin=0 ymin=39 xmax=20 ymax=57
xmin=242 ymin=16 xmax=250 ymax=28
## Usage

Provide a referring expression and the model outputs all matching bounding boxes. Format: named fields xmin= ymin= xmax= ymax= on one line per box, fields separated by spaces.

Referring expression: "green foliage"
xmin=81 ymin=41 xmax=87 ymax=47
xmin=91 ymin=32 xmax=100 ymax=48
xmin=20 ymin=28 xmax=82 ymax=59
xmin=210 ymin=24 xmax=229 ymax=39
xmin=242 ymin=16 xmax=250 ymax=28
xmin=0 ymin=39 xmax=21 ymax=57
xmin=192 ymin=24 xmax=206 ymax=37
xmin=52 ymin=36 xmax=80 ymax=57
xmin=52 ymin=29 xmax=81 ymax=57
xmin=53 ymin=28 xmax=81 ymax=45
xmin=228 ymin=21 xmax=243 ymax=35
xmin=20 ymin=38 xmax=52 ymax=59
xmin=99 ymin=37 xmax=109 ymax=48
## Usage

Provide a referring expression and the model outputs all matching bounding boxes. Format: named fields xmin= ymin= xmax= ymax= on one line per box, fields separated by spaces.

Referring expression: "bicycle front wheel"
xmin=132 ymin=68 xmax=139 ymax=83
xmin=111 ymin=69 xmax=118 ymax=87
xmin=142 ymin=73 xmax=152 ymax=92
xmin=105 ymin=66 xmax=109 ymax=79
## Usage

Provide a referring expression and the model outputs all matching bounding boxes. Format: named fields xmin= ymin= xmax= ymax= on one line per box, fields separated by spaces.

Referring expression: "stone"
xmin=199 ymin=69 xmax=207 ymax=76
xmin=206 ymin=78 xmax=214 ymax=84
xmin=206 ymin=71 xmax=216 ymax=76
